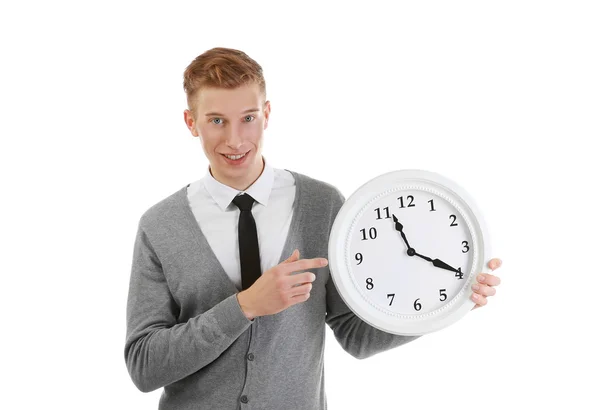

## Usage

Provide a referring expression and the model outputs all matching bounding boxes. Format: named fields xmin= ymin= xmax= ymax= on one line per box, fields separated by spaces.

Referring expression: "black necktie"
xmin=232 ymin=193 xmax=262 ymax=290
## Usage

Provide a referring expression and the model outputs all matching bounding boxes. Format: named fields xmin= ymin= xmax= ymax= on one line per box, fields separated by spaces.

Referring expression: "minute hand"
xmin=413 ymin=252 xmax=463 ymax=275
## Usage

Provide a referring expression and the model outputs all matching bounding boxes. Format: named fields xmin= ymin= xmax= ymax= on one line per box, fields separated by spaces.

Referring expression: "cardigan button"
xmin=240 ymin=395 xmax=249 ymax=403
xmin=247 ymin=353 xmax=255 ymax=361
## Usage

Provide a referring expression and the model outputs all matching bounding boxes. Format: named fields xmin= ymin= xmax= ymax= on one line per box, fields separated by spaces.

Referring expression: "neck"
xmin=210 ymin=157 xmax=265 ymax=191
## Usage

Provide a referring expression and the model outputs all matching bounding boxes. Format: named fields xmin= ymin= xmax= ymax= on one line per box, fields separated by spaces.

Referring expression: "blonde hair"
xmin=183 ymin=47 xmax=266 ymax=115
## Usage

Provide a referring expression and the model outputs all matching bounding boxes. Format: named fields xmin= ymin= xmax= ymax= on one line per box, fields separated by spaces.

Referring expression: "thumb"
xmin=284 ymin=249 xmax=300 ymax=263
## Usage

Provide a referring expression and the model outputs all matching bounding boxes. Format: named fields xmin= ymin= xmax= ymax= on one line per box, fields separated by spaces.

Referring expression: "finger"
xmin=283 ymin=249 xmax=300 ymax=263
xmin=471 ymin=283 xmax=496 ymax=297
xmin=476 ymin=273 xmax=501 ymax=287
xmin=289 ymin=271 xmax=316 ymax=288
xmin=471 ymin=293 xmax=487 ymax=306
xmin=488 ymin=258 xmax=502 ymax=271
xmin=289 ymin=282 xmax=312 ymax=298
xmin=283 ymin=257 xmax=328 ymax=274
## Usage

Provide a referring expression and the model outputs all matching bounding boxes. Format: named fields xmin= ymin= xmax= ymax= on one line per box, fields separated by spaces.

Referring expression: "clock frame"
xmin=328 ymin=169 xmax=492 ymax=335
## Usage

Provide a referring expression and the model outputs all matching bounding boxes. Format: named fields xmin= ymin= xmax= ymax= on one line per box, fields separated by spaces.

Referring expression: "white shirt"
xmin=186 ymin=160 xmax=296 ymax=291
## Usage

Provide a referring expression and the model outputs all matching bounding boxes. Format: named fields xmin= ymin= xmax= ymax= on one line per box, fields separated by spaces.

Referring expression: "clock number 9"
xmin=355 ymin=253 xmax=363 ymax=265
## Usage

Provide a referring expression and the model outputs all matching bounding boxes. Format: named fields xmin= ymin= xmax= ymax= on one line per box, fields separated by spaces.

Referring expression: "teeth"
xmin=224 ymin=152 xmax=246 ymax=160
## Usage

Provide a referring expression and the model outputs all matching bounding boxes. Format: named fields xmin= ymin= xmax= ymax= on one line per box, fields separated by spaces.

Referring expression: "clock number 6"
xmin=413 ymin=298 xmax=422 ymax=311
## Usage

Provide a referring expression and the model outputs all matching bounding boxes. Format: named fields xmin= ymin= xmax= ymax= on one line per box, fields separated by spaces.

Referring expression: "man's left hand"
xmin=471 ymin=258 xmax=502 ymax=309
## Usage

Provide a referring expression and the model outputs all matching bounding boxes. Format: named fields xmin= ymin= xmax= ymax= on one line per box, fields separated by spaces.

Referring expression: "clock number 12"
xmin=398 ymin=195 xmax=415 ymax=208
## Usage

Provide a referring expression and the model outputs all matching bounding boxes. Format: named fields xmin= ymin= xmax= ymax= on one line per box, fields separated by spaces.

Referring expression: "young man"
xmin=125 ymin=47 xmax=502 ymax=409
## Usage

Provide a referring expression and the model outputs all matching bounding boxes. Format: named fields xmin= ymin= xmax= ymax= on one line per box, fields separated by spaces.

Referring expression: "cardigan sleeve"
xmin=324 ymin=187 xmax=421 ymax=359
xmin=124 ymin=222 xmax=252 ymax=393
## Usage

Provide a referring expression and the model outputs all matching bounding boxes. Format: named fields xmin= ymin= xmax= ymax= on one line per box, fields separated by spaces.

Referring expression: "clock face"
xmin=349 ymin=188 xmax=475 ymax=316
xmin=329 ymin=170 xmax=491 ymax=335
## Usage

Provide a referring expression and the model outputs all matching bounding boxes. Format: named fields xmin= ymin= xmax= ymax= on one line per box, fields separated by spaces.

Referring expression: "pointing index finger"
xmin=283 ymin=258 xmax=328 ymax=274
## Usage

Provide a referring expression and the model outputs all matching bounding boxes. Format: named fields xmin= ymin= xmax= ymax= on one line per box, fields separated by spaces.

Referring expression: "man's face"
xmin=184 ymin=83 xmax=270 ymax=190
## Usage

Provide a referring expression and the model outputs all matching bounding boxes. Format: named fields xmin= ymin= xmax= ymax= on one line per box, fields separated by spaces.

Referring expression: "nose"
xmin=224 ymin=124 xmax=243 ymax=150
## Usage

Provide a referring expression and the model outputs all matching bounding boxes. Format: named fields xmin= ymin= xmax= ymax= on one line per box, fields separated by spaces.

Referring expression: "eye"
xmin=244 ymin=115 xmax=255 ymax=122
xmin=211 ymin=118 xmax=223 ymax=125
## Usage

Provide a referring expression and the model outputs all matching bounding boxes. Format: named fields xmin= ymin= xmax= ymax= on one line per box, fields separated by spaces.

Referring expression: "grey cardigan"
xmin=125 ymin=170 xmax=419 ymax=409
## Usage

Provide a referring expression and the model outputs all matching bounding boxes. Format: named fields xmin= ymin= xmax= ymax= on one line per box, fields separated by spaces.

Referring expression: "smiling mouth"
xmin=222 ymin=151 xmax=249 ymax=160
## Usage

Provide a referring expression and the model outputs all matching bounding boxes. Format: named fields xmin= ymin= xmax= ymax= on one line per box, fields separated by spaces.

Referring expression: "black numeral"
xmin=355 ymin=253 xmax=363 ymax=265
xmin=449 ymin=215 xmax=458 ymax=226
xmin=374 ymin=207 xmax=391 ymax=220
xmin=387 ymin=293 xmax=395 ymax=306
xmin=455 ymin=267 xmax=464 ymax=280
xmin=360 ymin=227 xmax=377 ymax=240
xmin=413 ymin=298 xmax=422 ymax=311
xmin=439 ymin=289 xmax=447 ymax=301
xmin=428 ymin=199 xmax=436 ymax=211
xmin=366 ymin=278 xmax=374 ymax=290
xmin=462 ymin=241 xmax=470 ymax=253
xmin=398 ymin=195 xmax=415 ymax=208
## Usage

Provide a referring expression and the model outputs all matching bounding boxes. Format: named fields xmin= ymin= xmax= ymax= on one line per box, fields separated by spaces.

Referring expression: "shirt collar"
xmin=202 ymin=157 xmax=274 ymax=211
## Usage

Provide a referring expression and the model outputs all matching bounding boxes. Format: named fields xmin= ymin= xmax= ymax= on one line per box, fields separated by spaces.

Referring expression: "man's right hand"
xmin=236 ymin=249 xmax=328 ymax=320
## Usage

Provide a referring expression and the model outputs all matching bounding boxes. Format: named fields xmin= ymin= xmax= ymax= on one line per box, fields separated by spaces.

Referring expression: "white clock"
xmin=328 ymin=169 xmax=492 ymax=335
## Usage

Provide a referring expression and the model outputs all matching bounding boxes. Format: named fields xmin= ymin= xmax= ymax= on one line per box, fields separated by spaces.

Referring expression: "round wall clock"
xmin=328 ymin=169 xmax=492 ymax=335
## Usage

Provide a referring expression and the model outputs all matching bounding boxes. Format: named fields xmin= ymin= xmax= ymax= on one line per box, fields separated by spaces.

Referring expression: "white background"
xmin=2 ymin=1 xmax=598 ymax=409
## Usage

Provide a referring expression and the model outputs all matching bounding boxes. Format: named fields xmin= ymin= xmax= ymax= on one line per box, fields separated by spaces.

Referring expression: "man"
xmin=124 ymin=47 xmax=502 ymax=409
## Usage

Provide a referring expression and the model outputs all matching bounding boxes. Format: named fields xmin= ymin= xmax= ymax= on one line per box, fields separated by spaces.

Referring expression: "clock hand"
xmin=412 ymin=251 xmax=463 ymax=275
xmin=392 ymin=214 xmax=412 ymax=250
xmin=412 ymin=251 xmax=432 ymax=262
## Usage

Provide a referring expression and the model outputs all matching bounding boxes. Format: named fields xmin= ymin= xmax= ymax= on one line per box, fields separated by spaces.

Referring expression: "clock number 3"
xmin=462 ymin=241 xmax=470 ymax=253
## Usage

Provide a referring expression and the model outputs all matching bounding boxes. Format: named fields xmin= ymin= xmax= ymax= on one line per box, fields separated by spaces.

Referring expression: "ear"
xmin=263 ymin=100 xmax=271 ymax=130
xmin=183 ymin=109 xmax=199 ymax=137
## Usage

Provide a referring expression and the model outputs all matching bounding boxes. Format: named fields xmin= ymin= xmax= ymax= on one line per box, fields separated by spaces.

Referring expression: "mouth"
xmin=222 ymin=152 xmax=248 ymax=160
xmin=221 ymin=150 xmax=250 ymax=163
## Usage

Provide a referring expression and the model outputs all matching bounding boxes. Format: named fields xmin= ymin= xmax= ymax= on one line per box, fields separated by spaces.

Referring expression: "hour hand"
xmin=392 ymin=214 xmax=411 ymax=250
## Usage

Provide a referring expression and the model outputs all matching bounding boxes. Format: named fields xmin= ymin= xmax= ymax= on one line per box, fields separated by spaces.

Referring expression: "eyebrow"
xmin=204 ymin=108 xmax=260 ymax=117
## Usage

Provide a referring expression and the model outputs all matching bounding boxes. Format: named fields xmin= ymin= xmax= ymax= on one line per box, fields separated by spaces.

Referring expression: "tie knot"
xmin=232 ymin=193 xmax=255 ymax=211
